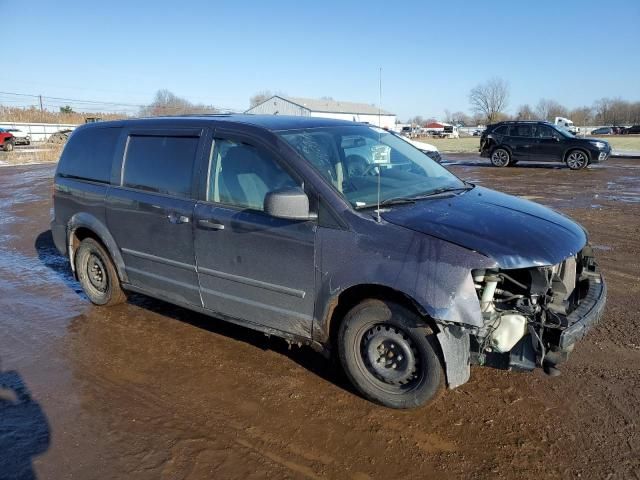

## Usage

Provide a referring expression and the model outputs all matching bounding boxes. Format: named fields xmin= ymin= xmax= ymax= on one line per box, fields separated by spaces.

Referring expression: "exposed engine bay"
xmin=470 ymin=246 xmax=604 ymax=375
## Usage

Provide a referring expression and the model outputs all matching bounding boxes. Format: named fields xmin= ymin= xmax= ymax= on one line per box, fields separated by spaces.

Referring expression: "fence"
xmin=0 ymin=121 xmax=79 ymax=142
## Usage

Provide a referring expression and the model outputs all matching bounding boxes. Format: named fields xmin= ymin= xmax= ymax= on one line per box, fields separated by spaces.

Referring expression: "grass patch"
xmin=0 ymin=144 xmax=63 ymax=165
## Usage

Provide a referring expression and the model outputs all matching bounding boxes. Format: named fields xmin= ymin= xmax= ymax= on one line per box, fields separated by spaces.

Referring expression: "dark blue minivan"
xmin=52 ymin=115 xmax=606 ymax=409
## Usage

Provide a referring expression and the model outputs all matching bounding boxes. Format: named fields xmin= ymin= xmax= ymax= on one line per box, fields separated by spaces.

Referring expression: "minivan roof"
xmin=76 ymin=114 xmax=364 ymax=132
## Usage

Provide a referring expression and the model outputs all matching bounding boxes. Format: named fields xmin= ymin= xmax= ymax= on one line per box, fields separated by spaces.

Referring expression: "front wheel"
xmin=490 ymin=148 xmax=511 ymax=167
xmin=3 ymin=140 xmax=14 ymax=152
xmin=75 ymin=238 xmax=127 ymax=306
xmin=565 ymin=150 xmax=589 ymax=170
xmin=338 ymin=299 xmax=444 ymax=409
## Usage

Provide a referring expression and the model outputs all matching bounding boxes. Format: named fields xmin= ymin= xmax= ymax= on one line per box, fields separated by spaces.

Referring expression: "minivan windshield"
xmin=279 ymin=125 xmax=466 ymax=209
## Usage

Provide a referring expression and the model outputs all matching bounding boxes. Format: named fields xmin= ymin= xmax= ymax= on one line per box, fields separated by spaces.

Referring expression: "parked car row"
xmin=480 ymin=121 xmax=611 ymax=170
xmin=590 ymin=125 xmax=640 ymax=136
xmin=0 ymin=127 xmax=31 ymax=147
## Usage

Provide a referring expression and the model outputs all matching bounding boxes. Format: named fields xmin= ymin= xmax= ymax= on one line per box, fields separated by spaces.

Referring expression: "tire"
xmin=490 ymin=147 xmax=510 ymax=167
xmin=74 ymin=238 xmax=126 ymax=306
xmin=565 ymin=149 xmax=589 ymax=170
xmin=338 ymin=299 xmax=444 ymax=409
xmin=4 ymin=140 xmax=14 ymax=152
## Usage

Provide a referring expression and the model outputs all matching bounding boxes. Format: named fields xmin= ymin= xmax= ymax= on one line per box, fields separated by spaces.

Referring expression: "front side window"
xmin=280 ymin=125 xmax=465 ymax=209
xmin=208 ymin=139 xmax=298 ymax=211
xmin=123 ymin=134 xmax=199 ymax=198
xmin=534 ymin=125 xmax=554 ymax=138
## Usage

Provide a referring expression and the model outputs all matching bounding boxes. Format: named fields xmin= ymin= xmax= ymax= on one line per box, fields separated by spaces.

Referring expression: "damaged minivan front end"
xmin=470 ymin=245 xmax=606 ymax=375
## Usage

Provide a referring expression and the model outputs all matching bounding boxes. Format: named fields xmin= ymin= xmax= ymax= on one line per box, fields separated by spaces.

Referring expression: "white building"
xmin=245 ymin=95 xmax=396 ymax=129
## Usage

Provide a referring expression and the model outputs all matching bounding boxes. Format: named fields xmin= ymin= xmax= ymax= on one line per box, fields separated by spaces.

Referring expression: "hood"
xmin=381 ymin=186 xmax=587 ymax=269
xmin=407 ymin=138 xmax=437 ymax=152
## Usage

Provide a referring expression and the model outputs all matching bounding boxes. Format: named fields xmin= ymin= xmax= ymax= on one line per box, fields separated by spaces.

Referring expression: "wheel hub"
xmin=361 ymin=325 xmax=418 ymax=385
xmin=87 ymin=254 xmax=107 ymax=292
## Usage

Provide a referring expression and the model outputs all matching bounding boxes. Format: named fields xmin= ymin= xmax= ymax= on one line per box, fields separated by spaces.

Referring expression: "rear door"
xmin=193 ymin=130 xmax=317 ymax=338
xmin=106 ymin=127 xmax=206 ymax=306
xmin=531 ymin=124 xmax=564 ymax=162
xmin=507 ymin=123 xmax=535 ymax=160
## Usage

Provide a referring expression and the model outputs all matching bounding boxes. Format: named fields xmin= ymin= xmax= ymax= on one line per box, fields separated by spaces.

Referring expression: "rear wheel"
xmin=338 ymin=299 xmax=443 ymax=409
xmin=565 ymin=150 xmax=589 ymax=170
xmin=75 ymin=238 xmax=126 ymax=306
xmin=490 ymin=148 xmax=510 ymax=167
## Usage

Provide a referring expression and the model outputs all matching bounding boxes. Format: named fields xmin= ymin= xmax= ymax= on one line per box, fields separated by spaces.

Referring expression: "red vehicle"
xmin=0 ymin=129 xmax=15 ymax=151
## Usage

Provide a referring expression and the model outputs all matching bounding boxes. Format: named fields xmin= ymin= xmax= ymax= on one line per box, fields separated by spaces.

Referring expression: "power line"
xmin=0 ymin=90 xmax=242 ymax=113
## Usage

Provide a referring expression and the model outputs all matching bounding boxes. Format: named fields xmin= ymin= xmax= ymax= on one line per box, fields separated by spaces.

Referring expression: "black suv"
xmin=480 ymin=121 xmax=611 ymax=169
xmin=52 ymin=115 xmax=606 ymax=409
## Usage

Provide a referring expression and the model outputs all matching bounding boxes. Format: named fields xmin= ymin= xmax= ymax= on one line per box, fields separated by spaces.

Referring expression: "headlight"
xmin=590 ymin=141 xmax=606 ymax=149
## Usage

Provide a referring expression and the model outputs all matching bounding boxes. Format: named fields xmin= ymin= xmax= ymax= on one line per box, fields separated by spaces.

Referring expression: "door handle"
xmin=167 ymin=213 xmax=190 ymax=224
xmin=197 ymin=219 xmax=225 ymax=230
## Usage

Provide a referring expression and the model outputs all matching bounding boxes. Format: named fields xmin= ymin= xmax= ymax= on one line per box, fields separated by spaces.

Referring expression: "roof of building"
xmin=257 ymin=95 xmax=394 ymax=116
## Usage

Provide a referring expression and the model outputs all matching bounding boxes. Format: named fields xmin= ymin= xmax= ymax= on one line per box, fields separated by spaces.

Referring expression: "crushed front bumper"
xmin=558 ymin=272 xmax=606 ymax=349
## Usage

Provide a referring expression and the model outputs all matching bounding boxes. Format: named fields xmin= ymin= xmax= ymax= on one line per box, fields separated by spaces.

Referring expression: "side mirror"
xmin=264 ymin=187 xmax=317 ymax=221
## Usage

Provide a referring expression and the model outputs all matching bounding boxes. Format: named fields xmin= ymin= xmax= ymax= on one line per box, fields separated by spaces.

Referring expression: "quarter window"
xmin=208 ymin=139 xmax=298 ymax=211
xmin=123 ymin=135 xmax=199 ymax=198
xmin=58 ymin=127 xmax=121 ymax=183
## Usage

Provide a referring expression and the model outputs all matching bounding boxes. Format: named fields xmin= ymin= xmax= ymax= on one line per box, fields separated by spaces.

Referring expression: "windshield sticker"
xmin=371 ymin=145 xmax=391 ymax=164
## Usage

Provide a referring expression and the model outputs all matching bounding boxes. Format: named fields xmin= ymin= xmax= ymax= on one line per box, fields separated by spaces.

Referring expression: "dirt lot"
xmin=0 ymin=157 xmax=639 ymax=479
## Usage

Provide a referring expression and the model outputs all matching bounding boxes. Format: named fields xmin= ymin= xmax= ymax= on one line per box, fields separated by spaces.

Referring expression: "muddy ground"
xmin=0 ymin=157 xmax=638 ymax=479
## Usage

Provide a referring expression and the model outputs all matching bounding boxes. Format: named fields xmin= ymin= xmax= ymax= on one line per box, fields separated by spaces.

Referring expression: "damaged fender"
xmin=314 ymin=215 xmax=495 ymax=388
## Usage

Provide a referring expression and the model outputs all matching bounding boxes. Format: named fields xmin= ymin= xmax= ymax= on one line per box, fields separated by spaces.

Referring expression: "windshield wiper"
xmin=415 ymin=184 xmax=474 ymax=198
xmin=354 ymin=197 xmax=416 ymax=210
xmin=354 ymin=184 xmax=474 ymax=210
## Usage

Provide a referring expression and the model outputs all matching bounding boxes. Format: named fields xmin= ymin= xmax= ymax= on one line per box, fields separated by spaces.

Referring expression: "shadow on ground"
xmin=0 ymin=362 xmax=50 ymax=480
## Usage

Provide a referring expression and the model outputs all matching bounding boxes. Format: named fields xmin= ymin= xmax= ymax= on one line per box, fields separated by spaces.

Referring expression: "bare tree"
xmin=249 ymin=90 xmax=275 ymax=108
xmin=569 ymin=107 xmax=593 ymax=127
xmin=140 ymin=89 xmax=217 ymax=116
xmin=468 ymin=78 xmax=510 ymax=124
xmin=536 ymin=99 xmax=567 ymax=121
xmin=516 ymin=104 xmax=536 ymax=120
xmin=444 ymin=110 xmax=471 ymax=125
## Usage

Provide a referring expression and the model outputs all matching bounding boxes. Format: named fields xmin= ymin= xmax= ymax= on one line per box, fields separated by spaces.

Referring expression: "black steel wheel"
xmin=75 ymin=238 xmax=126 ymax=306
xmin=338 ymin=299 xmax=443 ymax=409
xmin=490 ymin=148 xmax=510 ymax=167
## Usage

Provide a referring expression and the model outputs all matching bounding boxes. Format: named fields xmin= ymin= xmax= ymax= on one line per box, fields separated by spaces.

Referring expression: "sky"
xmin=2 ymin=0 xmax=639 ymax=120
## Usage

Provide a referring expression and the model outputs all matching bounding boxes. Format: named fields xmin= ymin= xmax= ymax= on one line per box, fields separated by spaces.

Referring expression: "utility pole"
xmin=39 ymin=95 xmax=43 ymax=112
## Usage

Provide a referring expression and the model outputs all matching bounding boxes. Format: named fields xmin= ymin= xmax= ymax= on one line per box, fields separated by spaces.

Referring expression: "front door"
xmin=193 ymin=134 xmax=317 ymax=338
xmin=531 ymin=124 xmax=564 ymax=162
xmin=106 ymin=128 xmax=205 ymax=306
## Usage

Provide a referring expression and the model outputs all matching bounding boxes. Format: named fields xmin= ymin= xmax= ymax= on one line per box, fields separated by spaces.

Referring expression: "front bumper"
xmin=558 ymin=272 xmax=606 ymax=349
xmin=590 ymin=146 xmax=611 ymax=163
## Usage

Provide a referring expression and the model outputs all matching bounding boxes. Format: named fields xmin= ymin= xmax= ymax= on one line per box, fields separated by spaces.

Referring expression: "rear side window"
xmin=511 ymin=124 xmax=533 ymax=137
xmin=58 ymin=127 xmax=121 ymax=183
xmin=123 ymin=135 xmax=199 ymax=198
